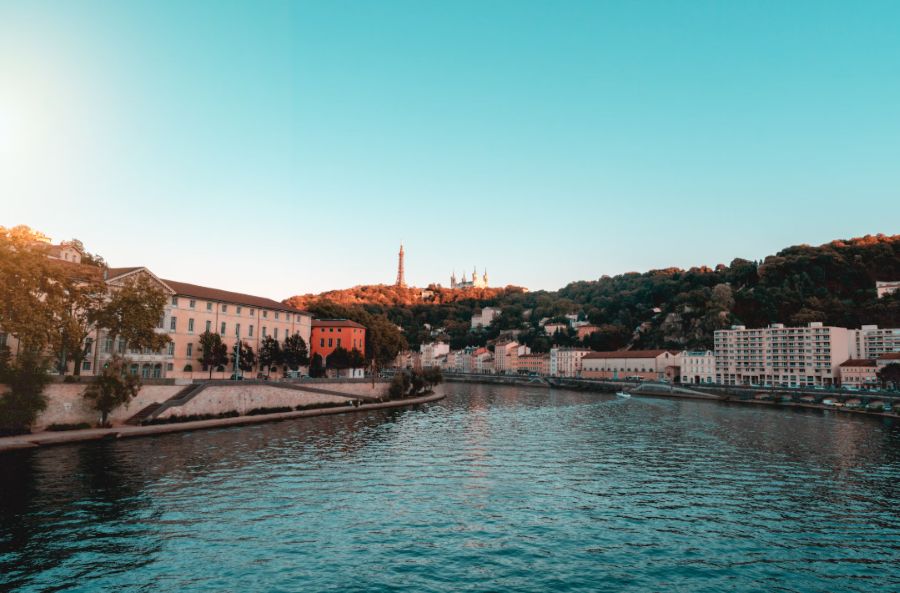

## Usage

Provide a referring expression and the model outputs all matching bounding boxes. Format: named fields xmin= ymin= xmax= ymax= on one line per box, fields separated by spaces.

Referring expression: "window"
xmin=222 ymin=304 xmax=228 ymax=313
xmin=320 ymin=339 xmax=324 ymax=347
xmin=205 ymin=320 xmax=212 ymax=332
xmin=157 ymin=315 xmax=164 ymax=329
xmin=236 ymin=323 xmax=241 ymax=337
xmin=220 ymin=322 xmax=226 ymax=335
xmin=249 ymin=325 xmax=254 ymax=337
xmin=170 ymin=316 xmax=177 ymax=331
xmin=189 ymin=299 xmax=196 ymax=309
xmin=237 ymin=306 xmax=242 ymax=314
xmin=248 ymin=309 xmax=254 ymax=317
xmin=117 ymin=339 xmax=126 ymax=354
xmin=328 ymin=338 xmax=333 ymax=347
xmin=262 ymin=327 xmax=268 ymax=337
xmin=187 ymin=343 xmax=193 ymax=357
xmin=0 ymin=332 xmax=6 ymax=347
xmin=188 ymin=318 xmax=195 ymax=333
xmin=275 ymin=312 xmax=280 ymax=320
xmin=84 ymin=338 xmax=93 ymax=355
xmin=167 ymin=363 xmax=174 ymax=372
xmin=167 ymin=342 xmax=175 ymax=356
xmin=104 ymin=337 xmax=113 ymax=353
xmin=206 ymin=302 xmax=212 ymax=311
xmin=171 ymin=296 xmax=178 ymax=306
xmin=263 ymin=311 xmax=268 ymax=319
xmin=82 ymin=361 xmax=91 ymax=371
xmin=274 ymin=328 xmax=279 ymax=340
xmin=337 ymin=338 xmax=341 ymax=348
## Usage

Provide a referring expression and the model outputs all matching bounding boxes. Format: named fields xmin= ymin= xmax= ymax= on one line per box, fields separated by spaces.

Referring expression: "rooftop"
xmin=583 ymin=350 xmax=678 ymax=360
xmin=840 ymin=359 xmax=877 ymax=367
xmin=312 ymin=319 xmax=367 ymax=329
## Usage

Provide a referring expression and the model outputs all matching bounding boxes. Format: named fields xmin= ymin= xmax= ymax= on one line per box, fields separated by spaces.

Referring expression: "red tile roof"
xmin=583 ymin=350 xmax=678 ymax=360
xmin=312 ymin=319 xmax=366 ymax=329
xmin=840 ymin=359 xmax=877 ymax=367
xmin=879 ymin=353 xmax=900 ymax=360
xmin=162 ymin=279 xmax=309 ymax=315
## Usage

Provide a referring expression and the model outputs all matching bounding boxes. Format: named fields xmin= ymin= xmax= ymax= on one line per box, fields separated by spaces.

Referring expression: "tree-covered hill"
xmin=287 ymin=234 xmax=900 ymax=354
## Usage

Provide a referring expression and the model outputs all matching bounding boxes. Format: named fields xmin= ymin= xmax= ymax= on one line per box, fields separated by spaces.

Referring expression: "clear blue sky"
xmin=1 ymin=1 xmax=898 ymax=298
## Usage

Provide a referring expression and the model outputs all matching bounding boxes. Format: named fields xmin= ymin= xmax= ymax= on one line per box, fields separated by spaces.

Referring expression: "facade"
xmin=451 ymin=268 xmax=489 ymax=289
xmin=517 ymin=353 xmax=550 ymax=375
xmin=680 ymin=350 xmax=716 ymax=384
xmin=493 ymin=341 xmax=530 ymax=375
xmin=549 ymin=347 xmax=591 ymax=378
xmin=582 ymin=350 xmax=680 ymax=381
xmin=576 ymin=325 xmax=601 ymax=340
xmin=838 ymin=359 xmax=878 ymax=388
xmin=543 ymin=322 xmax=568 ymax=336
xmin=471 ymin=307 xmax=501 ymax=329
xmin=309 ymin=319 xmax=367 ymax=365
xmin=420 ymin=342 xmax=450 ymax=368
xmin=876 ymin=280 xmax=900 ymax=299
xmin=714 ymin=322 xmax=851 ymax=387
xmin=850 ymin=325 xmax=900 ymax=359
xmin=45 ymin=241 xmax=84 ymax=265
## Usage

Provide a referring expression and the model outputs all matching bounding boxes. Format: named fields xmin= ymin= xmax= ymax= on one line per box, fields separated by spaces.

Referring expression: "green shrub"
xmin=46 ymin=422 xmax=91 ymax=431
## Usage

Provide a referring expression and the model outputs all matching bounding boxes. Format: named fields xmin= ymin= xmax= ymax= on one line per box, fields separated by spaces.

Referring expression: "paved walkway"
xmin=0 ymin=392 xmax=445 ymax=453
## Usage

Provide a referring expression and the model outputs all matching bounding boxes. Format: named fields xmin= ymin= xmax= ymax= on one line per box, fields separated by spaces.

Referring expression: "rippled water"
xmin=2 ymin=384 xmax=900 ymax=592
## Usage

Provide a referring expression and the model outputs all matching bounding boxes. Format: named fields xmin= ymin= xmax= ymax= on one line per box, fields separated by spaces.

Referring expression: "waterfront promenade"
xmin=0 ymin=391 xmax=445 ymax=453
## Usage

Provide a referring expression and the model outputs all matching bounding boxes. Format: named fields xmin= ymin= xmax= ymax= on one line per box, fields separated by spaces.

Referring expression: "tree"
xmin=309 ymin=354 xmax=325 ymax=378
xmin=282 ymin=333 xmax=309 ymax=370
xmin=422 ymin=367 xmax=443 ymax=389
xmin=0 ymin=351 xmax=50 ymax=435
xmin=878 ymin=363 xmax=900 ymax=390
xmin=327 ymin=346 xmax=352 ymax=370
xmin=50 ymin=270 xmax=107 ymax=376
xmin=388 ymin=372 xmax=411 ymax=399
xmin=259 ymin=336 xmax=282 ymax=377
xmin=231 ymin=341 xmax=256 ymax=374
xmin=92 ymin=274 xmax=170 ymax=354
xmin=197 ymin=331 xmax=228 ymax=379
xmin=84 ymin=355 xmax=141 ymax=426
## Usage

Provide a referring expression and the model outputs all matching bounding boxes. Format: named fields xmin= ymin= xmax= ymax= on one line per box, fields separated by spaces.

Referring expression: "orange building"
xmin=310 ymin=319 xmax=367 ymax=363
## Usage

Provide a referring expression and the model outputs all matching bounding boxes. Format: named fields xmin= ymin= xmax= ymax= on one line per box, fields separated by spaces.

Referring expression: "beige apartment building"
xmin=93 ymin=267 xmax=311 ymax=379
xmin=549 ymin=347 xmax=591 ymax=378
xmin=714 ymin=322 xmax=850 ymax=387
xmin=680 ymin=350 xmax=715 ymax=384
xmin=582 ymin=350 xmax=680 ymax=381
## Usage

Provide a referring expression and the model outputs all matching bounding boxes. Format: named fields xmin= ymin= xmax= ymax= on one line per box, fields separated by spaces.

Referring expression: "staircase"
xmin=125 ymin=403 xmax=162 ymax=425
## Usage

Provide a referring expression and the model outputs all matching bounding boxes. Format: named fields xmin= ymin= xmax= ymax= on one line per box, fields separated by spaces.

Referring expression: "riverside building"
xmin=549 ymin=347 xmax=591 ymax=378
xmin=680 ymin=350 xmax=716 ymax=384
xmin=581 ymin=350 xmax=681 ymax=382
xmin=714 ymin=322 xmax=850 ymax=387
xmin=850 ymin=325 xmax=900 ymax=359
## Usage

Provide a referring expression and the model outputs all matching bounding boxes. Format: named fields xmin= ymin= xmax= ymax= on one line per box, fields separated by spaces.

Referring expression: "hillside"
xmin=285 ymin=234 xmax=900 ymax=353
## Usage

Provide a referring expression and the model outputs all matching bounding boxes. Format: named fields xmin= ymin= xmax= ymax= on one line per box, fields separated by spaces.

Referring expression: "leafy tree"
xmin=309 ymin=354 xmax=325 ymax=378
xmin=422 ymin=367 xmax=443 ymax=389
xmin=388 ymin=372 xmax=411 ymax=399
xmin=282 ymin=333 xmax=309 ymax=370
xmin=92 ymin=274 xmax=170 ymax=354
xmin=878 ymin=363 xmax=900 ymax=390
xmin=198 ymin=331 xmax=228 ymax=378
xmin=326 ymin=346 xmax=351 ymax=370
xmin=231 ymin=341 xmax=256 ymax=374
xmin=84 ymin=355 xmax=141 ymax=426
xmin=259 ymin=336 xmax=282 ymax=377
xmin=0 ymin=351 xmax=50 ymax=435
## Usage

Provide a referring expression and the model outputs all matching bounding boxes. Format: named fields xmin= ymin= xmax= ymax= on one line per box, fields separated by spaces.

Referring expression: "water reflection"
xmin=1 ymin=384 xmax=899 ymax=593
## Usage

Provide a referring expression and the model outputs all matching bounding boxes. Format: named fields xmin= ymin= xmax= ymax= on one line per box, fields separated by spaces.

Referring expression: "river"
xmin=1 ymin=384 xmax=899 ymax=592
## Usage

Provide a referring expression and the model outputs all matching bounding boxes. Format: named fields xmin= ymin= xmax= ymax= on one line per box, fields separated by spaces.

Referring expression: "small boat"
xmin=615 ymin=392 xmax=632 ymax=398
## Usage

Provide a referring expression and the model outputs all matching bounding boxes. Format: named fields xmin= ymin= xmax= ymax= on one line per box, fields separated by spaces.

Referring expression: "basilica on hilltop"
xmin=451 ymin=268 xmax=489 ymax=289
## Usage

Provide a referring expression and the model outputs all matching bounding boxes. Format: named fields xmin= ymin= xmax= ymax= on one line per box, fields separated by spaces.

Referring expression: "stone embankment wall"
xmin=5 ymin=379 xmax=390 ymax=429
xmin=155 ymin=385 xmax=352 ymax=419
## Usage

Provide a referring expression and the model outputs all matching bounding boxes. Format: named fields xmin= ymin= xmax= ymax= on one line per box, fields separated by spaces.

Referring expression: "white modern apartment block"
xmin=549 ymin=347 xmax=591 ymax=377
xmin=714 ymin=322 xmax=851 ymax=387
xmin=850 ymin=325 xmax=900 ymax=359
xmin=680 ymin=350 xmax=715 ymax=384
xmin=471 ymin=307 xmax=501 ymax=329
xmin=419 ymin=342 xmax=450 ymax=368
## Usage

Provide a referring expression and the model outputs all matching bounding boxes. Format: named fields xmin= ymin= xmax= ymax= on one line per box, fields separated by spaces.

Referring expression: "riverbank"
xmin=0 ymin=391 xmax=445 ymax=453
xmin=444 ymin=374 xmax=900 ymax=420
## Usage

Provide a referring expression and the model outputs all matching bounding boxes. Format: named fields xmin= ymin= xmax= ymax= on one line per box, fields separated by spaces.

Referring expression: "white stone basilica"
xmin=451 ymin=268 xmax=489 ymax=289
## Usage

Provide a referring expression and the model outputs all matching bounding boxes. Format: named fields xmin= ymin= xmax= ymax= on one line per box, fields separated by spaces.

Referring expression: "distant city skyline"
xmin=1 ymin=1 xmax=899 ymax=298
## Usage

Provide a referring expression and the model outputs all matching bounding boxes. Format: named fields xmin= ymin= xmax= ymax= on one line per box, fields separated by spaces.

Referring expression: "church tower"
xmin=395 ymin=244 xmax=406 ymax=287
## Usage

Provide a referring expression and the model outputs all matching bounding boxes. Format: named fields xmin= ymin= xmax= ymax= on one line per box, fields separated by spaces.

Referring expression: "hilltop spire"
xmin=395 ymin=243 xmax=406 ymax=288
